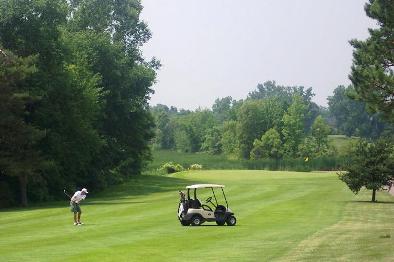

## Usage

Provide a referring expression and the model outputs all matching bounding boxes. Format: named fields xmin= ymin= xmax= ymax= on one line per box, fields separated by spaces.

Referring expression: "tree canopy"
xmin=0 ymin=0 xmax=156 ymax=206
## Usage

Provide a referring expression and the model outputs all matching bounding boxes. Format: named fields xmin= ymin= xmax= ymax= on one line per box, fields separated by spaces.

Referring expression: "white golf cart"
xmin=177 ymin=184 xmax=237 ymax=226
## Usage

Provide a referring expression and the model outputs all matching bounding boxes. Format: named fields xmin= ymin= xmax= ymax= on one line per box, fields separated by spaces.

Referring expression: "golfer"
xmin=70 ymin=188 xmax=88 ymax=225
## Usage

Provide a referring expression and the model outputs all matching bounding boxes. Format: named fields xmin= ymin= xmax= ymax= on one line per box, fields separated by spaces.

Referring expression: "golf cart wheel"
xmin=191 ymin=215 xmax=202 ymax=226
xmin=226 ymin=216 xmax=236 ymax=226
xmin=216 ymin=220 xmax=225 ymax=226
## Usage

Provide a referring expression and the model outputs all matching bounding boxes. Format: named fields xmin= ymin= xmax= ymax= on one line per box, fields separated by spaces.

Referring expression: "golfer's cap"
xmin=81 ymin=188 xmax=88 ymax=194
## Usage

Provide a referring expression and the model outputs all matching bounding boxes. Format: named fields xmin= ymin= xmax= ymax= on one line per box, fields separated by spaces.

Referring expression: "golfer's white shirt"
xmin=71 ymin=191 xmax=86 ymax=203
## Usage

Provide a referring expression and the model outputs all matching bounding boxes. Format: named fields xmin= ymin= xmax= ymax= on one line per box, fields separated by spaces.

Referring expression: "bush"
xmin=159 ymin=162 xmax=184 ymax=174
xmin=189 ymin=164 xmax=203 ymax=170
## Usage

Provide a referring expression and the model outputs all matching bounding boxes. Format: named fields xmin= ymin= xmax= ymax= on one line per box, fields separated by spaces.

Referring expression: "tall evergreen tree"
xmin=349 ymin=0 xmax=394 ymax=122
xmin=0 ymin=49 xmax=44 ymax=206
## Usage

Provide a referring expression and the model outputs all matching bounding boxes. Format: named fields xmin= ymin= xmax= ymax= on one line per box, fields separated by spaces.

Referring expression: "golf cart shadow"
xmin=197 ymin=224 xmax=240 ymax=227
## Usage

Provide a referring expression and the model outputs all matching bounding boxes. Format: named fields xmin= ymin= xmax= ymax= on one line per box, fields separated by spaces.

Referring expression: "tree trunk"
xmin=371 ymin=189 xmax=376 ymax=202
xmin=19 ymin=174 xmax=28 ymax=207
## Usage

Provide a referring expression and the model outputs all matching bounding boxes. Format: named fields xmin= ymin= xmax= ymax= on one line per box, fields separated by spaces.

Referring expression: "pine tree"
xmin=0 ymin=49 xmax=44 ymax=206
xmin=349 ymin=0 xmax=394 ymax=122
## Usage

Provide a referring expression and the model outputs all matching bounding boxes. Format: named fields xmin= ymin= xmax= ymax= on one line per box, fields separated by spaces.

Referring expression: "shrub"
xmin=159 ymin=162 xmax=184 ymax=174
xmin=189 ymin=164 xmax=203 ymax=170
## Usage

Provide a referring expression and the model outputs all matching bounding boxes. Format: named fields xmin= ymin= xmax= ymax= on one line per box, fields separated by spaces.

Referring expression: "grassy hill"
xmin=1 ymin=170 xmax=393 ymax=261
xmin=328 ymin=135 xmax=359 ymax=155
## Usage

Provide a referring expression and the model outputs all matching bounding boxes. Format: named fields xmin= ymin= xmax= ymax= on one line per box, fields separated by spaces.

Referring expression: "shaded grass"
xmin=0 ymin=170 xmax=393 ymax=261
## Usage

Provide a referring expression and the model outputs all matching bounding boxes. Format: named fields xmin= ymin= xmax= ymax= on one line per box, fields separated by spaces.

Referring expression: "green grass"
xmin=1 ymin=170 xmax=393 ymax=261
xmin=328 ymin=135 xmax=359 ymax=155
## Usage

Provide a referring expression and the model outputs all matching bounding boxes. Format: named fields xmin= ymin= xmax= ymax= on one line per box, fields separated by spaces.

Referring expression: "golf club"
xmin=63 ymin=189 xmax=71 ymax=199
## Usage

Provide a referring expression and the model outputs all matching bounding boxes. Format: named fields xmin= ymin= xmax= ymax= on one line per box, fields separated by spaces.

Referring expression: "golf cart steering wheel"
xmin=205 ymin=196 xmax=212 ymax=203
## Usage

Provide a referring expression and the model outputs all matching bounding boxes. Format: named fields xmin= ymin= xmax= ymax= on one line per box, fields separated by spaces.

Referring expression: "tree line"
xmin=151 ymin=81 xmax=392 ymax=159
xmin=0 ymin=0 xmax=157 ymax=206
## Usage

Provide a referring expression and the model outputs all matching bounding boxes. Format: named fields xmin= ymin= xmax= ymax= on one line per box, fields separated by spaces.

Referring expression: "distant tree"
xmin=328 ymin=85 xmax=386 ymax=137
xmin=221 ymin=120 xmax=239 ymax=157
xmin=212 ymin=96 xmax=235 ymax=123
xmin=339 ymin=139 xmax=394 ymax=202
xmin=171 ymin=110 xmax=215 ymax=153
xmin=151 ymin=104 xmax=170 ymax=114
xmin=237 ymin=98 xmax=284 ymax=159
xmin=174 ymin=127 xmax=193 ymax=153
xmin=282 ymin=95 xmax=307 ymax=157
xmin=311 ymin=115 xmax=331 ymax=153
xmin=248 ymin=81 xmax=318 ymax=131
xmin=349 ymin=0 xmax=394 ymax=122
xmin=304 ymin=101 xmax=321 ymax=133
xmin=201 ymin=126 xmax=222 ymax=155
xmin=250 ymin=128 xmax=282 ymax=160
xmin=248 ymin=81 xmax=312 ymax=104
xmin=298 ymin=136 xmax=319 ymax=159
xmin=155 ymin=111 xmax=175 ymax=149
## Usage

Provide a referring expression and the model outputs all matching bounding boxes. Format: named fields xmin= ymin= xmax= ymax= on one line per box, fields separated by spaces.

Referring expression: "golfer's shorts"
xmin=70 ymin=202 xmax=81 ymax=213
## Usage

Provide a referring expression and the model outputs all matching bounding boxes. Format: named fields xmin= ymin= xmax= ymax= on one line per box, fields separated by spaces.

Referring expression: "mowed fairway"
xmin=1 ymin=170 xmax=394 ymax=261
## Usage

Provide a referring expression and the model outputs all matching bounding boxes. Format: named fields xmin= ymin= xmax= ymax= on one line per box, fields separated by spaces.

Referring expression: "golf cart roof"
xmin=186 ymin=184 xmax=225 ymax=189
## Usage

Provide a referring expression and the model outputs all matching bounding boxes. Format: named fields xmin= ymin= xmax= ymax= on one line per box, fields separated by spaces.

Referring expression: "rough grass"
xmin=1 ymin=170 xmax=393 ymax=261
xmin=328 ymin=135 xmax=359 ymax=155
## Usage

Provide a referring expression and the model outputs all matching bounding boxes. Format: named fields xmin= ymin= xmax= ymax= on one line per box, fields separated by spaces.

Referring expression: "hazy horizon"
xmin=141 ymin=0 xmax=376 ymax=110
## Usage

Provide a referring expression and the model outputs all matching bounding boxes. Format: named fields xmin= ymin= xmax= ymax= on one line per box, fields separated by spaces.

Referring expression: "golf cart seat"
xmin=189 ymin=199 xmax=202 ymax=208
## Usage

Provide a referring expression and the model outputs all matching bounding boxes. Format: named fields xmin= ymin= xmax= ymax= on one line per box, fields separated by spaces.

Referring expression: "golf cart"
xmin=177 ymin=184 xmax=236 ymax=226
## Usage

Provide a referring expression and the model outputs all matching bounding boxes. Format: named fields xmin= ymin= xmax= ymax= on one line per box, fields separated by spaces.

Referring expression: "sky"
xmin=141 ymin=0 xmax=376 ymax=110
